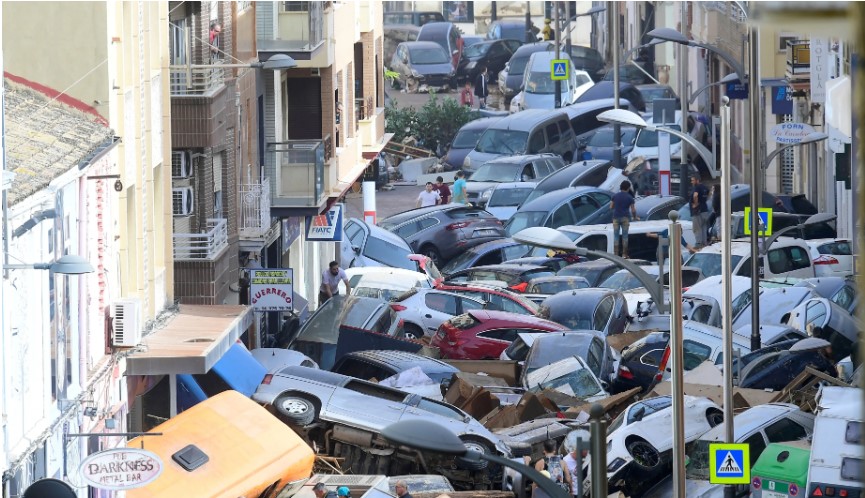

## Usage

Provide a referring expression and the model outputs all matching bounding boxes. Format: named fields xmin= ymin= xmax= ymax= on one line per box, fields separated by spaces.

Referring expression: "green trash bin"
xmin=751 ymin=441 xmax=811 ymax=498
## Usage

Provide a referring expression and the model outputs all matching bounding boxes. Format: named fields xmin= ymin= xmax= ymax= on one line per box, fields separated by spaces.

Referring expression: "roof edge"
xmin=4 ymin=71 xmax=108 ymax=126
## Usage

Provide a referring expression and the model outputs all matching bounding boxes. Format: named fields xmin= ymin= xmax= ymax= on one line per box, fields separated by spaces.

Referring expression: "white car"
xmin=625 ymin=110 xmax=707 ymax=164
xmin=806 ymin=238 xmax=854 ymax=277
xmin=337 ymin=267 xmax=434 ymax=300
xmin=390 ymin=288 xmax=487 ymax=339
xmin=482 ymin=182 xmax=536 ymax=221
xmin=523 ymin=355 xmax=609 ymax=402
xmin=585 ymin=395 xmax=723 ymax=497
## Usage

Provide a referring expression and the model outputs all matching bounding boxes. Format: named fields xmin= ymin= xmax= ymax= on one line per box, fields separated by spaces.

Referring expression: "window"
xmin=545 ymin=123 xmax=561 ymax=145
xmin=593 ymin=296 xmax=614 ymax=331
xmin=172 ymin=187 xmax=194 ymax=216
xmin=425 ymin=292 xmax=458 ymax=315
xmin=418 ymin=217 xmax=439 ymax=231
xmin=489 ymin=294 xmax=528 ymax=314
xmin=282 ymin=1 xmax=310 ymax=12
xmin=803 ymin=300 xmax=828 ymax=335
xmin=460 ymin=297 xmax=485 ymax=312
xmin=587 ymin=339 xmax=604 ymax=377
xmin=682 ymin=340 xmax=713 ymax=368
xmin=478 ymin=328 xmax=519 ymax=342
xmin=571 ymin=195 xmax=599 ymax=221
xmin=588 ymin=191 xmax=612 ymax=206
xmin=765 ymin=417 xmax=808 ymax=443
xmin=841 ymin=457 xmax=863 ymax=481
xmin=743 ymin=432 xmax=767 ymax=462
xmin=845 ymin=421 xmax=861 ymax=444
xmin=502 ymin=244 xmax=529 ymax=260
xmin=549 ymin=205 xmax=575 ymax=227
xmin=691 ymin=305 xmax=712 ymax=324
xmin=395 ymin=221 xmax=420 ymax=238
xmin=557 ymin=120 xmax=572 ymax=140
xmin=335 ymin=358 xmax=391 ymax=381
xmin=736 ymin=257 xmax=753 ymax=277
xmin=640 ymin=349 xmax=665 ymax=367
xmin=533 ymin=160 xmax=551 ymax=178
xmin=578 ymin=234 xmax=608 ymax=252
xmin=528 ymin=131 xmax=546 ymax=154
xmin=345 ymin=221 xmax=364 ymax=245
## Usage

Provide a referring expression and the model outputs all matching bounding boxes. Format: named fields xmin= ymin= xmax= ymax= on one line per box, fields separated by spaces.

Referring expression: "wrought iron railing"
xmin=239 ymin=178 xmax=272 ymax=238
xmin=173 ymin=218 xmax=229 ymax=260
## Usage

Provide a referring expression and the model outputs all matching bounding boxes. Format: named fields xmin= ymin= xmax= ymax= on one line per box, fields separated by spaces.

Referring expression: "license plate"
xmin=474 ymin=229 xmax=499 ymax=237
xmin=762 ymin=490 xmax=787 ymax=498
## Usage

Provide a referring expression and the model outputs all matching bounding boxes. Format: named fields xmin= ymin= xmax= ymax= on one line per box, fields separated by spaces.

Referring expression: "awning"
xmin=361 ymin=132 xmax=395 ymax=159
xmin=825 ymin=75 xmax=851 ymax=147
xmin=125 ymin=304 xmax=254 ymax=376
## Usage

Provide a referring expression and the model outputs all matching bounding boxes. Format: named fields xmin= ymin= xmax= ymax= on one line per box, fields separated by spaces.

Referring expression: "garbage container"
xmin=751 ymin=441 xmax=811 ymax=498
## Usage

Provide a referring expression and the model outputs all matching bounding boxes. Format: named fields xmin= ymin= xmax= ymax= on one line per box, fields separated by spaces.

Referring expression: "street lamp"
xmin=759 ymin=213 xmax=837 ymax=254
xmin=182 ymin=53 xmax=298 ymax=71
xmin=761 ymin=132 xmax=829 ymax=170
xmin=689 ymin=73 xmax=742 ymax=106
xmin=381 ymin=419 xmax=571 ymax=498
xmin=647 ymin=27 xmax=747 ymax=83
xmin=4 ymin=254 xmax=95 ymax=275
xmin=597 ymin=108 xmax=715 ymax=169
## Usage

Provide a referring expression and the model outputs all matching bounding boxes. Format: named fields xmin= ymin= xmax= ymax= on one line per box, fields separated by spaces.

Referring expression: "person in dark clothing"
xmin=394 ymin=480 xmax=413 ymax=498
xmin=314 ymin=483 xmax=338 ymax=498
xmin=435 ymin=176 xmax=451 ymax=203
xmin=474 ymin=65 xmax=489 ymax=109
xmin=690 ymin=175 xmax=710 ymax=248
xmin=610 ymin=180 xmax=638 ymax=258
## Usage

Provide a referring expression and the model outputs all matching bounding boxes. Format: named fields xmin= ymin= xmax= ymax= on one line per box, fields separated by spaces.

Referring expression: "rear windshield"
xmin=526 ymin=71 xmax=565 ymax=94
xmin=636 ymin=124 xmax=682 ymax=147
xmin=409 ymin=46 xmax=449 ymax=64
xmin=818 ymin=240 xmax=852 ymax=255
xmin=462 ymin=43 xmax=490 ymax=57
xmin=448 ymin=313 xmax=480 ymax=330
xmin=364 ymin=237 xmax=415 ymax=270
xmin=509 ymin=54 xmax=532 ymax=76
xmin=488 ymin=187 xmax=534 ymax=207
xmin=471 ymin=163 xmax=521 ymax=182
xmin=476 ymin=129 xmax=528 ymax=154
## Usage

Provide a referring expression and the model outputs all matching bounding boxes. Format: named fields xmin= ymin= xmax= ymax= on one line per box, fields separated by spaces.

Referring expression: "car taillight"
xmin=509 ymin=282 xmax=529 ymax=293
xmin=618 ymin=365 xmax=634 ymax=379
xmin=390 ymin=303 xmax=407 ymax=312
xmin=262 ymin=374 xmax=273 ymax=385
xmin=813 ymin=255 xmax=839 ymax=265
xmin=446 ymin=222 xmax=470 ymax=230
xmin=655 ymin=345 xmax=672 ymax=381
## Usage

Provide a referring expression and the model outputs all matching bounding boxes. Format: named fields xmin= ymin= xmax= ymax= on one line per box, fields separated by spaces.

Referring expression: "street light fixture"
xmin=689 ymin=72 xmax=742 ymax=106
xmin=381 ymin=419 xmax=571 ymax=498
xmin=647 ymin=27 xmax=747 ymax=83
xmin=761 ymin=132 xmax=829 ymax=170
xmin=4 ymin=255 xmax=95 ymax=275
xmin=597 ymin=109 xmax=715 ymax=169
xmin=759 ymin=213 xmax=837 ymax=254
xmin=182 ymin=53 xmax=298 ymax=71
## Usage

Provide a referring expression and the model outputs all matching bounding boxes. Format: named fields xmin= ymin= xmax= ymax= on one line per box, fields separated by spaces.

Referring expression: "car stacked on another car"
xmin=441 ymin=238 xmax=532 ymax=275
xmin=431 ymin=309 xmax=568 ymax=359
xmin=504 ymin=186 xmax=613 ymax=236
xmin=389 ymin=41 xmax=457 ymax=92
xmin=464 ymin=154 xmax=566 ymax=207
xmin=442 ymin=117 xmax=504 ymax=171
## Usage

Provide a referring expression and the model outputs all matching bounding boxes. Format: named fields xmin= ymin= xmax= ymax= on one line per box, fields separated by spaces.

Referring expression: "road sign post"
xmin=710 ymin=443 xmax=751 ymax=485
xmin=551 ymin=59 xmax=569 ymax=81
xmin=743 ymin=207 xmax=773 ymax=236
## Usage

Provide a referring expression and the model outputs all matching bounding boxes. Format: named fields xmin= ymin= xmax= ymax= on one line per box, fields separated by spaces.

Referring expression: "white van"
xmin=556 ymin=220 xmax=696 ymax=263
xmin=684 ymin=237 xmax=815 ymax=281
xmin=807 ymin=386 xmax=863 ymax=498
xmin=510 ymin=51 xmax=594 ymax=112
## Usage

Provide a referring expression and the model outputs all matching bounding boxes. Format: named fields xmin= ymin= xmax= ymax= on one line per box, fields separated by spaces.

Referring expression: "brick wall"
xmin=321 ymin=68 xmax=335 ymax=141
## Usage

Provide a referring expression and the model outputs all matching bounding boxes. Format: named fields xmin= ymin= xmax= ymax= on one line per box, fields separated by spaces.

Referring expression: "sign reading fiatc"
xmin=250 ymin=268 xmax=294 ymax=312
xmin=79 ymin=448 xmax=163 ymax=490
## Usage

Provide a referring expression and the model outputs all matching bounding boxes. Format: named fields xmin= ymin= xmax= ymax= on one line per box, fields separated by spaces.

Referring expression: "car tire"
xmin=626 ymin=438 xmax=660 ymax=470
xmin=456 ymin=438 xmax=492 ymax=470
xmin=274 ymin=394 xmax=316 ymax=426
xmin=403 ymin=324 xmax=424 ymax=340
xmin=421 ymin=245 xmax=442 ymax=267
xmin=706 ymin=409 xmax=724 ymax=428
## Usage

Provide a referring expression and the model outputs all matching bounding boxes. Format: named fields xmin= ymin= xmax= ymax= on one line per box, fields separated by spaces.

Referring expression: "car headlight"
xmin=463 ymin=156 xmax=471 ymax=168
xmin=481 ymin=188 xmax=494 ymax=200
xmin=607 ymin=457 xmax=627 ymax=473
xmin=410 ymin=69 xmax=422 ymax=78
xmin=466 ymin=61 xmax=477 ymax=70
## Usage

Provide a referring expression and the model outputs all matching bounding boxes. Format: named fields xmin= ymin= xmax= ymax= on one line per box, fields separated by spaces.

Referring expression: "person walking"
xmin=689 ymin=174 xmax=710 ymax=248
xmin=534 ymin=439 xmax=572 ymax=494
xmin=610 ymin=180 xmax=638 ymax=258
xmin=434 ymin=176 xmax=451 ymax=204
xmin=563 ymin=438 xmax=589 ymax=498
xmin=460 ymin=80 xmax=474 ymax=107
xmin=452 ymin=170 xmax=468 ymax=204
xmin=474 ymin=65 xmax=489 ymax=109
xmin=319 ymin=260 xmax=350 ymax=307
xmin=417 ymin=181 xmax=441 ymax=207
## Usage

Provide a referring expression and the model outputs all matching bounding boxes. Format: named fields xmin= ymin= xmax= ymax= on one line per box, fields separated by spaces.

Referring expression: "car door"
xmin=546 ymin=202 xmax=576 ymax=228
xmin=326 ymin=379 xmax=408 ymax=429
xmin=341 ymin=220 xmax=368 ymax=267
xmin=420 ymin=291 xmax=462 ymax=334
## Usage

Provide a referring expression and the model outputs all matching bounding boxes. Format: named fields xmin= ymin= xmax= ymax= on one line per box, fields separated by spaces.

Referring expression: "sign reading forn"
xmin=250 ymin=268 xmax=294 ymax=312
xmin=769 ymin=122 xmax=816 ymax=145
xmin=79 ymin=448 xmax=163 ymax=491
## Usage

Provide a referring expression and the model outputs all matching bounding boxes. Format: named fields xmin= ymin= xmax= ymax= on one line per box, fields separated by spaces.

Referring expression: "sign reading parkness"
xmin=551 ymin=59 xmax=569 ymax=81
xmin=250 ymin=268 xmax=294 ymax=312
xmin=709 ymin=443 xmax=750 ymax=484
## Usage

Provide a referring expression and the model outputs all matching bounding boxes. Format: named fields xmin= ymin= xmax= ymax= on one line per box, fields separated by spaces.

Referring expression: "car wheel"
xmin=403 ymin=324 xmax=424 ymax=340
xmin=706 ymin=409 xmax=724 ymax=427
xmin=274 ymin=394 xmax=316 ymax=425
xmin=626 ymin=439 xmax=660 ymax=470
xmin=421 ymin=246 xmax=442 ymax=267
xmin=456 ymin=438 xmax=492 ymax=470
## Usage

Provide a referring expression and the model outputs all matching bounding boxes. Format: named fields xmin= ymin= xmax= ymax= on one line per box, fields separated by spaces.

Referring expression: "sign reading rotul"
xmin=79 ymin=448 xmax=163 ymax=490
xmin=769 ymin=122 xmax=816 ymax=145
xmin=250 ymin=268 xmax=294 ymax=312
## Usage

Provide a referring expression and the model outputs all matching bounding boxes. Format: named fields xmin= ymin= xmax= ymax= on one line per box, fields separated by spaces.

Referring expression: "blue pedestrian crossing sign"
xmin=743 ymin=207 xmax=773 ymax=236
xmin=551 ymin=59 xmax=569 ymax=81
xmin=709 ymin=443 xmax=750 ymax=484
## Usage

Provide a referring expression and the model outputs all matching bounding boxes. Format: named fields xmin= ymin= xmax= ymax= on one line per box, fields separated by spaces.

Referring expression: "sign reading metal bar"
xmin=79 ymin=448 xmax=164 ymax=490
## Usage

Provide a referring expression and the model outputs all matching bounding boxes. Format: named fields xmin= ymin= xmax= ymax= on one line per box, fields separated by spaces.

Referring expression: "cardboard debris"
xmin=768 ymin=366 xmax=851 ymax=412
xmin=445 ymin=377 xmax=476 ymax=407
xmin=682 ymin=361 xmax=724 ymax=386
xmin=606 ymin=330 xmax=654 ymax=353
xmin=443 ymin=360 xmax=520 ymax=386
xmin=649 ymin=382 xmax=777 ymax=410
xmin=480 ymin=392 xmax=558 ymax=429
xmin=565 ymin=388 xmax=641 ymax=420
xmin=537 ymin=388 xmax=584 ymax=410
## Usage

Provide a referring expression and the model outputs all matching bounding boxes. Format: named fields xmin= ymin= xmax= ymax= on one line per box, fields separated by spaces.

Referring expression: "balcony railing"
xmin=173 ymin=218 xmax=229 ymax=261
xmin=266 ymin=136 xmax=331 ymax=209
xmin=239 ymin=178 xmax=272 ymax=238
xmin=355 ymin=96 xmax=374 ymax=122
xmin=169 ymin=64 xmax=226 ymax=96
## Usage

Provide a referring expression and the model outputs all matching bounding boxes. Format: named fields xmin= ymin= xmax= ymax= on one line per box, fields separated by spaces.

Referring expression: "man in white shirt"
xmin=319 ymin=260 xmax=350 ymax=307
xmin=416 ymin=181 xmax=441 ymax=207
xmin=563 ymin=433 xmax=590 ymax=498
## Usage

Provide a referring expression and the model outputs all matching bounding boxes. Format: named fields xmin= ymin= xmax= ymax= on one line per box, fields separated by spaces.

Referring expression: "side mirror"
xmin=353 ymin=246 xmax=361 ymax=255
xmin=632 ymin=406 xmax=646 ymax=421
xmin=600 ymin=380 xmax=610 ymax=391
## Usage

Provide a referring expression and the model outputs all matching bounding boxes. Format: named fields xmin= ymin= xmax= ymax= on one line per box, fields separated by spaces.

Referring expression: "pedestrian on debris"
xmin=313 ymin=483 xmax=338 ymax=498
xmin=689 ymin=174 xmax=710 ymax=248
xmin=394 ymin=480 xmax=413 ymax=498
xmin=452 ymin=170 xmax=468 ymax=205
xmin=474 ymin=65 xmax=489 ymax=109
xmin=534 ymin=439 xmax=572 ymax=493
xmin=564 ymin=441 xmax=589 ymax=498
xmin=417 ymin=181 xmax=441 ymax=207
xmin=319 ymin=260 xmax=350 ymax=307
xmin=337 ymin=487 xmax=352 ymax=498
xmin=610 ymin=180 xmax=638 ymax=258
xmin=460 ymin=80 xmax=474 ymax=107
xmin=435 ymin=176 xmax=451 ymax=204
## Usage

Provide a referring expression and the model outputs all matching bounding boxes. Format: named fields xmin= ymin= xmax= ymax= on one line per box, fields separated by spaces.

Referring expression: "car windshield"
xmin=569 ymin=46 xmax=600 ymax=61
xmin=526 ymin=357 xmax=603 ymax=398
xmin=525 ymin=71 xmax=565 ymax=94
xmin=441 ymin=247 xmax=485 ymax=274
xmin=686 ymin=439 xmax=713 ymax=480
xmin=409 ymin=46 xmax=449 ymax=64
xmin=488 ymin=187 xmax=534 ymax=207
xmin=509 ymin=54 xmax=532 ymax=76
xmin=589 ymin=128 xmax=637 ymax=147
xmin=295 ymin=296 xmax=382 ymax=345
xmin=533 ymin=279 xmax=588 ymax=294
xmin=462 ymin=43 xmax=490 ymax=57
xmin=505 ymin=211 xmax=547 ymax=236
xmin=364 ymin=237 xmax=415 ymax=270
xmin=476 ymin=129 xmax=528 ymax=154
xmin=641 ymin=87 xmax=673 ymax=101
xmin=504 ymin=337 xmax=532 ymax=362
xmin=452 ymin=128 xmax=487 ymax=149
xmin=684 ymin=253 xmax=744 ymax=278
xmin=636 ymin=124 xmax=683 ymax=147
xmin=599 ymin=272 xmax=644 ymax=291
xmin=470 ymin=163 xmax=521 ymax=182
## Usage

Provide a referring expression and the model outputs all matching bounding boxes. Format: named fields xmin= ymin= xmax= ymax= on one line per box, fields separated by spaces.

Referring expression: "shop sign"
xmin=79 ymin=448 xmax=163 ymax=490
xmin=250 ymin=268 xmax=294 ymax=312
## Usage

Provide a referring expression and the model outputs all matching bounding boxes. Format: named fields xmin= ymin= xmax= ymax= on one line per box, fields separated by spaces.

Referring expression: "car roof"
xmin=402 ymin=40 xmax=447 ymax=51
xmin=466 ymin=309 xmax=566 ymax=328
xmin=464 ymin=237 xmax=522 ymax=252
xmin=379 ymin=204 xmax=491 ymax=225
xmin=558 ymin=218 xmax=688 ymax=235
xmin=563 ymin=98 xmax=632 ymax=115
xmin=527 ymin=51 xmax=559 ymax=69
xmin=576 ymin=81 xmax=638 ymax=101
xmin=487 ymin=108 xmax=569 ymax=131
xmin=513 ymin=41 xmax=554 ymax=56
xmin=533 ymin=160 xmax=612 ymax=191
xmin=817 ymin=386 xmax=862 ymax=420
xmin=491 ymin=181 xmax=537 ymax=191
xmin=348 ymin=218 xmax=413 ymax=247
xmin=698 ymin=404 xmax=804 ymax=441
xmin=459 ymin=116 xmax=505 ymax=130
xmin=695 ymin=237 xmax=805 ymax=256
xmin=483 ymin=153 xmax=557 ymax=165
xmin=542 ymin=287 xmax=619 ymax=307
xmin=418 ymin=21 xmax=456 ymax=35
xmin=517 ymin=186 xmax=609 ymax=211
xmin=344 ymin=350 xmax=456 ymax=372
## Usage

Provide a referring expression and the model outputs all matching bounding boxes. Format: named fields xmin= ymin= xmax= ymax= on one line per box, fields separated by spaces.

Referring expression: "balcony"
xmin=258 ymin=1 xmax=326 ymax=61
xmin=173 ymin=218 xmax=229 ymax=261
xmin=239 ymin=178 xmax=272 ymax=238
xmin=786 ymin=40 xmax=811 ymax=80
xmin=169 ymin=65 xmax=226 ymax=97
xmin=266 ymin=136 xmax=332 ymax=214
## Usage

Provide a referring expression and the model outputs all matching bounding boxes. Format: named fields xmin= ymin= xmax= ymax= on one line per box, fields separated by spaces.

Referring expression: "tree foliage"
xmin=385 ymin=92 xmax=474 ymax=155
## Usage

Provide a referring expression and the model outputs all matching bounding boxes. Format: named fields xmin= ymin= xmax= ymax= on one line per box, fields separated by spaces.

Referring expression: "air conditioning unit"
xmin=171 ymin=151 xmax=192 ymax=178
xmin=111 ymin=298 xmax=142 ymax=347
xmin=172 ymin=187 xmax=194 ymax=216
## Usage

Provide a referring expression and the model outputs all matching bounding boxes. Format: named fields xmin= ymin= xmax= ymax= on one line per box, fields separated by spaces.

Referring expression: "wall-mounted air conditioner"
xmin=111 ymin=298 xmax=142 ymax=347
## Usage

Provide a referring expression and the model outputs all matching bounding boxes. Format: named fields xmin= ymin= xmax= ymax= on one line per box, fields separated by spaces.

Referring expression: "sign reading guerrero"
xmin=79 ymin=448 xmax=163 ymax=490
xmin=250 ymin=268 xmax=294 ymax=312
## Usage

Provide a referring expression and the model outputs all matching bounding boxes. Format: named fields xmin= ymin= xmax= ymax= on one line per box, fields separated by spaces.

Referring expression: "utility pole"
xmin=564 ymin=1 xmax=571 ymax=56
xmin=679 ymin=2 xmax=690 ymax=198
xmin=610 ymin=1 xmax=622 ymax=169
xmin=720 ymin=96 xmax=736 ymax=498
xmin=525 ymin=2 xmax=532 ymax=44
xmin=554 ymin=5 xmax=561 ymax=108
xmin=748 ymin=25 xmax=762 ymax=351
xmin=669 ymin=212 xmax=686 ymax=498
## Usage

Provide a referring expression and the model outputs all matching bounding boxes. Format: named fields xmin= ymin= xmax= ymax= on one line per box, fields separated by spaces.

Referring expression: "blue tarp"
xmin=177 ymin=342 xmax=267 ymax=411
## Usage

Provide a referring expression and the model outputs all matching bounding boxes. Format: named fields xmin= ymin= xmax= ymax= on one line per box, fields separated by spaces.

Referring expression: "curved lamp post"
xmin=4 ymin=254 xmax=95 ymax=274
xmin=689 ymin=72 xmax=742 ymax=106
xmin=381 ymin=419 xmax=571 ymax=498
xmin=647 ymin=27 xmax=747 ymax=84
xmin=597 ymin=108 xmax=715 ymax=169
xmin=761 ymin=132 xmax=828 ymax=170
xmin=760 ymin=213 xmax=837 ymax=255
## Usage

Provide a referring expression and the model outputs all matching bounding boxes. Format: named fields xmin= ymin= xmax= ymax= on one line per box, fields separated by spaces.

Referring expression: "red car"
xmin=431 ymin=310 xmax=568 ymax=360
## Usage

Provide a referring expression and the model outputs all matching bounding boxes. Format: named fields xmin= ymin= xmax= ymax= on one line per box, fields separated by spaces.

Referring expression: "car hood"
xmin=464 ymin=151 xmax=507 ymax=172
xmin=412 ymin=62 xmax=454 ymax=76
xmin=522 ymin=90 xmax=571 ymax=110
xmin=503 ymin=73 xmax=524 ymax=93
xmin=444 ymin=147 xmax=473 ymax=170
